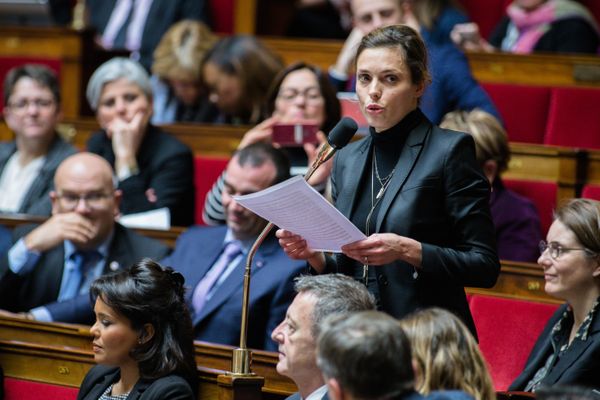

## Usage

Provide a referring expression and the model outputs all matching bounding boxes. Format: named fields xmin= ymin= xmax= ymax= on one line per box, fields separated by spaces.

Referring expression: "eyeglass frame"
xmin=54 ymin=191 xmax=114 ymax=210
xmin=6 ymin=98 xmax=56 ymax=112
xmin=538 ymin=240 xmax=595 ymax=260
xmin=276 ymin=87 xmax=324 ymax=103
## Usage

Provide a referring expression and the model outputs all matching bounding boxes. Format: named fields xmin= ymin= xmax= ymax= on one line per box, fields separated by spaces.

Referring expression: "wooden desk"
xmin=0 ymin=214 xmax=184 ymax=248
xmin=467 ymin=260 xmax=558 ymax=304
xmin=0 ymin=317 xmax=295 ymax=398
xmin=0 ymin=26 xmax=124 ymax=118
xmin=261 ymin=37 xmax=600 ymax=88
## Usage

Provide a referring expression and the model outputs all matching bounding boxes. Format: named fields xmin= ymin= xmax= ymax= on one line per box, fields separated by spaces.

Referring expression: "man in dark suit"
xmin=162 ymin=143 xmax=305 ymax=351
xmin=0 ymin=64 xmax=76 ymax=216
xmin=271 ymin=274 xmax=376 ymax=400
xmin=316 ymin=311 xmax=474 ymax=400
xmin=85 ymin=0 xmax=210 ymax=70
xmin=0 ymin=152 xmax=169 ymax=324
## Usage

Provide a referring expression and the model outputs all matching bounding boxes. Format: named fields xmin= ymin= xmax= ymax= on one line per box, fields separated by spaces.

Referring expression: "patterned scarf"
xmin=506 ymin=0 xmax=600 ymax=53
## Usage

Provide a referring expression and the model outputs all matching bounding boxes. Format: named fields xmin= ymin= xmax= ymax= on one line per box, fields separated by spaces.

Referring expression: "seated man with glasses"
xmin=0 ymin=64 xmax=76 ymax=216
xmin=0 ymin=152 xmax=169 ymax=324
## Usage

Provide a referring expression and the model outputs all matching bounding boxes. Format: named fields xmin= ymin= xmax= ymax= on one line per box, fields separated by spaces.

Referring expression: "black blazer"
xmin=87 ymin=125 xmax=195 ymax=227
xmin=509 ymin=303 xmax=600 ymax=390
xmin=85 ymin=0 xmax=210 ymax=70
xmin=77 ymin=365 xmax=194 ymax=400
xmin=328 ymin=116 xmax=500 ymax=335
xmin=0 ymin=222 xmax=169 ymax=323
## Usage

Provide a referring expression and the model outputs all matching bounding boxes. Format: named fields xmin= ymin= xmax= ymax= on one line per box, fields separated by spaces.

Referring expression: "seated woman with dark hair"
xmin=77 ymin=259 xmax=197 ymax=400
xmin=202 ymin=36 xmax=284 ymax=125
xmin=202 ymin=61 xmax=341 ymax=225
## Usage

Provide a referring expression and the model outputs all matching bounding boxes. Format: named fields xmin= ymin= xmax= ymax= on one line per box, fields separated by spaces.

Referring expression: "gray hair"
xmin=317 ymin=311 xmax=415 ymax=400
xmin=294 ymin=274 xmax=375 ymax=339
xmin=86 ymin=57 xmax=153 ymax=111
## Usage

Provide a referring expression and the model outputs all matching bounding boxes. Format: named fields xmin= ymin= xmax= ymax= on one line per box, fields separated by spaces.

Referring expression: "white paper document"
xmin=233 ymin=175 xmax=366 ymax=252
xmin=118 ymin=207 xmax=171 ymax=230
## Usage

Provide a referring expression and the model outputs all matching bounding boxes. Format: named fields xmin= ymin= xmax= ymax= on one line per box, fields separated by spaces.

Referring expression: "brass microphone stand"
xmin=231 ymin=142 xmax=336 ymax=375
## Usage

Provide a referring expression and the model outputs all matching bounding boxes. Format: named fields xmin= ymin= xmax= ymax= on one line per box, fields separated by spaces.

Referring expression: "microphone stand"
xmin=231 ymin=142 xmax=335 ymax=376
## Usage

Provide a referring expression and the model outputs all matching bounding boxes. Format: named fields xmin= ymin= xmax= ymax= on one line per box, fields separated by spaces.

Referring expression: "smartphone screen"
xmin=272 ymin=124 xmax=319 ymax=146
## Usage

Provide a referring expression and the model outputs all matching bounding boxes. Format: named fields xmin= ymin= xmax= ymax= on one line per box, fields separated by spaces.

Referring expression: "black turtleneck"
xmin=350 ymin=108 xmax=425 ymax=235
xmin=348 ymin=108 xmax=425 ymax=299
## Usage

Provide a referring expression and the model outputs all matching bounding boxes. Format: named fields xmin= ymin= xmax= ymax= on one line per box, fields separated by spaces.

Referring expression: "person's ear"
xmin=139 ymin=323 xmax=155 ymax=344
xmin=327 ymin=377 xmax=345 ymax=400
xmin=591 ymin=257 xmax=600 ymax=278
xmin=50 ymin=190 xmax=59 ymax=215
xmin=112 ymin=189 xmax=122 ymax=218
xmin=482 ymin=159 xmax=498 ymax=184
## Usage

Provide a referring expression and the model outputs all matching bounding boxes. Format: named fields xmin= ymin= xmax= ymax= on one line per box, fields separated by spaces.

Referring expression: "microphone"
xmin=305 ymin=117 xmax=358 ymax=181
xmin=231 ymin=117 xmax=357 ymax=376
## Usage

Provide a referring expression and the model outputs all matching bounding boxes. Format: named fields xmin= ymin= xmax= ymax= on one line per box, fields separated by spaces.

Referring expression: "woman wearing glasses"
xmin=202 ymin=62 xmax=341 ymax=225
xmin=510 ymin=198 xmax=600 ymax=391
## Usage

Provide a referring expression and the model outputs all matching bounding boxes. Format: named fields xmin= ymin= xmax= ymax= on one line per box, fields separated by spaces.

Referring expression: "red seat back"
xmin=4 ymin=377 xmax=78 ymax=400
xmin=469 ymin=294 xmax=559 ymax=390
xmin=457 ymin=0 xmax=511 ymax=39
xmin=581 ymin=183 xmax=600 ymax=200
xmin=503 ymin=178 xmax=556 ymax=237
xmin=209 ymin=0 xmax=235 ymax=33
xmin=482 ymin=83 xmax=550 ymax=144
xmin=544 ymin=87 xmax=600 ymax=150
xmin=0 ymin=57 xmax=61 ymax=111
xmin=194 ymin=155 xmax=229 ymax=225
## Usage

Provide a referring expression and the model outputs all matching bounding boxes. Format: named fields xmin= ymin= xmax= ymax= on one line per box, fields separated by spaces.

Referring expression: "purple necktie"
xmin=192 ymin=242 xmax=242 ymax=315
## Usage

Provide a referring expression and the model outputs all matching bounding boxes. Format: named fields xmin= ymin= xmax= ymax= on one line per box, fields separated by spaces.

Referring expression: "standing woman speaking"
xmin=277 ymin=24 xmax=500 ymax=335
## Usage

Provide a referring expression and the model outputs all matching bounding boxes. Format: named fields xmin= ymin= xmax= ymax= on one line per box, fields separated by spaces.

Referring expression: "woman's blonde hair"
xmin=399 ymin=308 xmax=496 ymax=400
xmin=152 ymin=20 xmax=217 ymax=82
xmin=441 ymin=109 xmax=510 ymax=174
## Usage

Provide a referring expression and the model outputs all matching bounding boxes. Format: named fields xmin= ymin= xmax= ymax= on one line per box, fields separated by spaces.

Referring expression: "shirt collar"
xmin=305 ymin=385 xmax=328 ymax=400
xmin=224 ymin=229 xmax=254 ymax=254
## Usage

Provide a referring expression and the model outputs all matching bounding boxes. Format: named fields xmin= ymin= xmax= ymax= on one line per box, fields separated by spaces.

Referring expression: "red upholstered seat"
xmin=4 ymin=377 xmax=78 ymax=400
xmin=579 ymin=0 xmax=600 ymax=30
xmin=544 ymin=87 xmax=600 ymax=150
xmin=210 ymin=0 xmax=235 ymax=33
xmin=469 ymin=294 xmax=559 ymax=391
xmin=482 ymin=83 xmax=550 ymax=144
xmin=457 ymin=0 xmax=511 ymax=39
xmin=0 ymin=57 xmax=61 ymax=111
xmin=503 ymin=178 xmax=557 ymax=237
xmin=194 ymin=155 xmax=230 ymax=225
xmin=581 ymin=184 xmax=600 ymax=201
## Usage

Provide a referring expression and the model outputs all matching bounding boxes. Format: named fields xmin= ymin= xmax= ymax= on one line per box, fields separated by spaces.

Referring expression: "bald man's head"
xmin=51 ymin=152 xmax=121 ymax=248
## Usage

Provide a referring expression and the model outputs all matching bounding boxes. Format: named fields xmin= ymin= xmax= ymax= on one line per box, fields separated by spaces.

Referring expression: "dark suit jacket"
xmin=509 ymin=303 xmax=600 ymax=390
xmin=0 ymin=222 xmax=169 ymax=324
xmin=0 ymin=135 xmax=76 ymax=215
xmin=162 ymin=225 xmax=305 ymax=351
xmin=77 ymin=365 xmax=193 ymax=400
xmin=328 ymin=116 xmax=500 ymax=336
xmin=85 ymin=0 xmax=210 ymax=70
xmin=87 ymin=125 xmax=195 ymax=227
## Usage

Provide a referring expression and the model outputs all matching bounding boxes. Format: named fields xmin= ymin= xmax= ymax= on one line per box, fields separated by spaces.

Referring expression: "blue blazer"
xmin=162 ymin=225 xmax=306 ymax=351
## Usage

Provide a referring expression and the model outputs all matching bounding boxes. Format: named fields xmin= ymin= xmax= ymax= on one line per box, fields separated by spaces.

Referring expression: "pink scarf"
xmin=507 ymin=0 xmax=599 ymax=53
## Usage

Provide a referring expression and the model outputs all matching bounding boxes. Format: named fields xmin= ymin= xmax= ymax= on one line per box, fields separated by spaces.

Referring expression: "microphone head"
xmin=327 ymin=117 xmax=358 ymax=149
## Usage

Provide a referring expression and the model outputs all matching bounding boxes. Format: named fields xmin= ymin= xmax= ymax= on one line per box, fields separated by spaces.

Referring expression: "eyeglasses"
xmin=7 ymin=98 xmax=55 ymax=112
xmin=538 ymin=240 xmax=592 ymax=260
xmin=55 ymin=192 xmax=112 ymax=210
xmin=277 ymin=88 xmax=324 ymax=103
